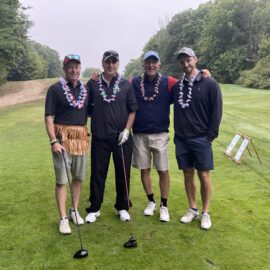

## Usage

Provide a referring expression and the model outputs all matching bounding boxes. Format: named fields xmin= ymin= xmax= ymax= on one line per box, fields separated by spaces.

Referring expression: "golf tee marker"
xmin=224 ymin=132 xmax=242 ymax=157
xmin=225 ymin=132 xmax=262 ymax=165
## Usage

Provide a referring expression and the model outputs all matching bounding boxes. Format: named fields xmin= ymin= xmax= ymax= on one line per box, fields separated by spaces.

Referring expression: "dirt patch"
xmin=0 ymin=80 xmax=53 ymax=108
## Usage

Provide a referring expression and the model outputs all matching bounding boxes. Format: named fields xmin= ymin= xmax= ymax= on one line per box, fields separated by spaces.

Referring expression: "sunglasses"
xmin=64 ymin=54 xmax=81 ymax=65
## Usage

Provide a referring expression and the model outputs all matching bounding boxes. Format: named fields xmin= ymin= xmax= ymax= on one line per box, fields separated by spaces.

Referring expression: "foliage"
xmin=237 ymin=55 xmax=270 ymax=89
xmin=0 ymin=84 xmax=270 ymax=269
xmin=31 ymin=41 xmax=62 ymax=78
xmin=0 ymin=1 xmax=62 ymax=84
xmin=82 ymin=67 xmax=102 ymax=78
xmin=0 ymin=0 xmax=30 ymax=84
xmin=123 ymin=57 xmax=143 ymax=79
xmin=125 ymin=0 xmax=270 ymax=88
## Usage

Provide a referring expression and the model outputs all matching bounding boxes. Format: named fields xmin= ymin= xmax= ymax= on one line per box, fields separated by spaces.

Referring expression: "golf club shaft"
xmin=120 ymin=145 xmax=134 ymax=235
xmin=61 ymin=150 xmax=84 ymax=250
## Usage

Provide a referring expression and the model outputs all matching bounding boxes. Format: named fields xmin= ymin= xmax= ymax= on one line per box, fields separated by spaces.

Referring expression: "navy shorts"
xmin=174 ymin=135 xmax=214 ymax=171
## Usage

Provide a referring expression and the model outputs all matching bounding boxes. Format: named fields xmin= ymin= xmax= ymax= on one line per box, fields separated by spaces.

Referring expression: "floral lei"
xmin=178 ymin=72 xmax=198 ymax=109
xmin=140 ymin=73 xmax=162 ymax=101
xmin=59 ymin=77 xmax=87 ymax=109
xmin=98 ymin=74 xmax=122 ymax=103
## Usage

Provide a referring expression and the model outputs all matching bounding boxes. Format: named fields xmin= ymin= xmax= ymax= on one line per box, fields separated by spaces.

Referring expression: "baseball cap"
xmin=177 ymin=47 xmax=196 ymax=59
xmin=143 ymin=51 xmax=160 ymax=61
xmin=63 ymin=54 xmax=81 ymax=65
xmin=102 ymin=50 xmax=119 ymax=62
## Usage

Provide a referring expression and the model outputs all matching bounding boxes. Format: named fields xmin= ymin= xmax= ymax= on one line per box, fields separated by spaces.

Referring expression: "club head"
xmin=73 ymin=248 xmax=88 ymax=259
xmin=123 ymin=235 xmax=137 ymax=248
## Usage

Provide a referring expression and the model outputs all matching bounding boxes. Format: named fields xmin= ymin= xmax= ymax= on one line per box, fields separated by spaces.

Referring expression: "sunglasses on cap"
xmin=63 ymin=54 xmax=81 ymax=65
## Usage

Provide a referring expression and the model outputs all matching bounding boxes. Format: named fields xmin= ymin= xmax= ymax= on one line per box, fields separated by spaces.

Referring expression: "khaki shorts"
xmin=52 ymin=152 xmax=87 ymax=185
xmin=132 ymin=132 xmax=169 ymax=171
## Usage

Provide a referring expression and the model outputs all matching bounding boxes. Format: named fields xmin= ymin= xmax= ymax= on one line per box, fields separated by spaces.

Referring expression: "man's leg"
xmin=158 ymin=170 xmax=170 ymax=222
xmin=55 ymin=183 xmax=67 ymax=218
xmin=197 ymin=171 xmax=212 ymax=213
xmin=87 ymin=137 xmax=111 ymax=212
xmin=183 ymin=167 xmax=197 ymax=209
xmin=71 ymin=178 xmax=82 ymax=210
xmin=158 ymin=170 xmax=170 ymax=201
xmin=113 ymin=136 xmax=133 ymax=211
xmin=141 ymin=168 xmax=153 ymax=196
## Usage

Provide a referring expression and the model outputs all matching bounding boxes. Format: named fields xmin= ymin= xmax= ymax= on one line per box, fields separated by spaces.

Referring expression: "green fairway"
xmin=0 ymin=84 xmax=269 ymax=270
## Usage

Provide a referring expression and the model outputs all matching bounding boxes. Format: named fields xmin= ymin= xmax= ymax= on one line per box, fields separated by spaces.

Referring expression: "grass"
xmin=0 ymin=84 xmax=269 ymax=270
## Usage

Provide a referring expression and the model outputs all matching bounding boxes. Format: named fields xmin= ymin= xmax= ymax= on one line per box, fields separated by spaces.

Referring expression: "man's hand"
xmin=90 ymin=72 xmax=99 ymax=81
xmin=201 ymin=69 xmax=211 ymax=78
xmin=51 ymin=142 xmax=65 ymax=154
xmin=118 ymin=129 xmax=130 ymax=145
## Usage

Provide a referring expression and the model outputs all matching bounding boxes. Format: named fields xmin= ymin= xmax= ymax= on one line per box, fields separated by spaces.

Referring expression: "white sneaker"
xmin=160 ymin=206 xmax=170 ymax=222
xmin=116 ymin=210 xmax=130 ymax=221
xmin=85 ymin=211 xmax=100 ymax=223
xmin=69 ymin=208 xmax=84 ymax=225
xmin=201 ymin=212 xmax=212 ymax=230
xmin=144 ymin=201 xmax=157 ymax=216
xmin=59 ymin=217 xmax=71 ymax=234
xmin=180 ymin=208 xmax=199 ymax=223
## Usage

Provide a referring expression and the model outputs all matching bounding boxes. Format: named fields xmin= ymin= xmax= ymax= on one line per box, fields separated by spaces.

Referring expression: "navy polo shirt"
xmin=132 ymin=74 xmax=177 ymax=134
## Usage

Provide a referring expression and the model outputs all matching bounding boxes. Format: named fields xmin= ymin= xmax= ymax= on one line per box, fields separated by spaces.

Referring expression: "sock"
xmin=191 ymin=207 xmax=198 ymax=212
xmin=147 ymin=193 xmax=155 ymax=203
xmin=161 ymin=198 xmax=167 ymax=207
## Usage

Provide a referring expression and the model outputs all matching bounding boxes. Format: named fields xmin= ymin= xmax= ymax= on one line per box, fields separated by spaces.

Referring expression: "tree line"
xmin=124 ymin=0 xmax=270 ymax=90
xmin=0 ymin=0 xmax=62 ymax=85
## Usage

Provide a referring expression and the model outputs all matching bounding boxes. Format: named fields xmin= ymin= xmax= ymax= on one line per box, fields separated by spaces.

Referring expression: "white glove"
xmin=118 ymin=128 xmax=130 ymax=145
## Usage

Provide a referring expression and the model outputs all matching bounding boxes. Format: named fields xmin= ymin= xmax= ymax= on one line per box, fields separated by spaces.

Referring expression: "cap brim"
xmin=103 ymin=56 xmax=118 ymax=62
xmin=64 ymin=59 xmax=81 ymax=65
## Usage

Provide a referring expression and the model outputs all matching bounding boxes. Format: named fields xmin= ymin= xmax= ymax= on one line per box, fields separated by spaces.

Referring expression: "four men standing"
xmin=45 ymin=47 xmax=222 ymax=233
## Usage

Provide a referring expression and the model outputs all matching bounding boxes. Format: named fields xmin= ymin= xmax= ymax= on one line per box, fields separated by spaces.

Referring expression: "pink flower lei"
xmin=59 ymin=77 xmax=87 ymax=109
xmin=140 ymin=73 xmax=162 ymax=101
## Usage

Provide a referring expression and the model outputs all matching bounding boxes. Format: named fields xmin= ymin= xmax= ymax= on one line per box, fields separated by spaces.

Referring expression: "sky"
xmin=20 ymin=0 xmax=209 ymax=73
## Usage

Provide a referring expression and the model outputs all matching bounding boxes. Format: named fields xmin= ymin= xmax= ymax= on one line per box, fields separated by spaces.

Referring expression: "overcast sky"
xmin=20 ymin=0 xmax=209 ymax=73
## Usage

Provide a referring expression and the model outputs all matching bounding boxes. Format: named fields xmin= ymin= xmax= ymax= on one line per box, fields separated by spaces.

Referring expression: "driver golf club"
xmin=59 ymin=137 xmax=88 ymax=259
xmin=120 ymin=145 xmax=137 ymax=248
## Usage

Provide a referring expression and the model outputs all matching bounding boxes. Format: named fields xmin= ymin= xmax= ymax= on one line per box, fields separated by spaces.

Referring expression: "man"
xmin=85 ymin=50 xmax=138 ymax=223
xmin=171 ymin=47 xmax=222 ymax=230
xmin=132 ymin=51 xmax=177 ymax=222
xmin=45 ymin=54 xmax=89 ymax=234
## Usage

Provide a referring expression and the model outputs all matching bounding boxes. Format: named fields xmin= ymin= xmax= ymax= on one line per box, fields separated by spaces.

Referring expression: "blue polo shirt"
xmin=132 ymin=74 xmax=177 ymax=134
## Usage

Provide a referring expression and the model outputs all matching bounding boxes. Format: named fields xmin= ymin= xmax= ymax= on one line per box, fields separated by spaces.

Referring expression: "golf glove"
xmin=118 ymin=128 xmax=130 ymax=145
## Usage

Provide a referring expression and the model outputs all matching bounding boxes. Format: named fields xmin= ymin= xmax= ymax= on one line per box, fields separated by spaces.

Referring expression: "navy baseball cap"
xmin=177 ymin=47 xmax=196 ymax=59
xmin=143 ymin=51 xmax=160 ymax=61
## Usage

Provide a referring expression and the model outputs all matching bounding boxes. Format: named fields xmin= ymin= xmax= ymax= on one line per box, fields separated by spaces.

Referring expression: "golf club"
xmin=58 ymin=136 xmax=88 ymax=259
xmin=120 ymin=145 xmax=137 ymax=248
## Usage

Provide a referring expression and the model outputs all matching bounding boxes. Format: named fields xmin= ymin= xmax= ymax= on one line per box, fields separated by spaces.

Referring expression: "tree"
xmin=82 ymin=67 xmax=101 ymax=78
xmin=30 ymin=41 xmax=62 ymax=78
xmin=0 ymin=0 xmax=30 ymax=84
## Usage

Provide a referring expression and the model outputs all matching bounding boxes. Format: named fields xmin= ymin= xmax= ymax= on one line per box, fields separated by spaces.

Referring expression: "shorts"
xmin=52 ymin=152 xmax=87 ymax=184
xmin=174 ymin=135 xmax=214 ymax=171
xmin=132 ymin=132 xmax=169 ymax=171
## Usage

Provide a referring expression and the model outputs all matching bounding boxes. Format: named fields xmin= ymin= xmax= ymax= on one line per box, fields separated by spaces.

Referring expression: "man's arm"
xmin=207 ymin=80 xmax=223 ymax=141
xmin=45 ymin=115 xmax=65 ymax=153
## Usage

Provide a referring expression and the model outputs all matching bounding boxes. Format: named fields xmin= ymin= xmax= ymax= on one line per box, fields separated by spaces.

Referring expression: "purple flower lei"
xmin=59 ymin=77 xmax=87 ymax=109
xmin=98 ymin=74 xmax=121 ymax=103
xmin=140 ymin=73 xmax=162 ymax=101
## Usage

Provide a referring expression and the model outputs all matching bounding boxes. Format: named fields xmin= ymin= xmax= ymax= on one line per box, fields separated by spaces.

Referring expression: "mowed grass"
xmin=0 ymin=84 xmax=269 ymax=270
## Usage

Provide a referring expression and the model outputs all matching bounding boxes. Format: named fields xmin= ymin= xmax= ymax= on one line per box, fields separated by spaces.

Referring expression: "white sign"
xmin=233 ymin=137 xmax=250 ymax=164
xmin=224 ymin=133 xmax=241 ymax=157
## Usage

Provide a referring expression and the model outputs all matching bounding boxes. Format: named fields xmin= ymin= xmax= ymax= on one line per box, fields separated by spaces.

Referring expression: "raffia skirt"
xmin=54 ymin=124 xmax=90 ymax=155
